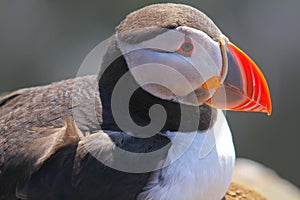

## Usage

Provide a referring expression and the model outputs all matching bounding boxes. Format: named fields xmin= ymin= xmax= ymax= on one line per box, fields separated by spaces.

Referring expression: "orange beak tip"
xmin=207 ymin=41 xmax=272 ymax=116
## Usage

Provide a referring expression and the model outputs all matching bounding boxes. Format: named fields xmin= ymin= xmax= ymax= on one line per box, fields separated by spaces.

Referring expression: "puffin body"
xmin=0 ymin=3 xmax=271 ymax=200
xmin=137 ymin=111 xmax=235 ymax=200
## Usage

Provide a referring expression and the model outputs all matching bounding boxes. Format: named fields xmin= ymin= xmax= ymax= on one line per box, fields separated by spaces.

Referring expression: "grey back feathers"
xmin=0 ymin=3 xmax=220 ymax=200
xmin=0 ymin=76 xmax=171 ymax=199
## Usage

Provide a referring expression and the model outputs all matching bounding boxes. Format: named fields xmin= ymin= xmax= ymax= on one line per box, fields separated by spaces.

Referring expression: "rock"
xmin=232 ymin=158 xmax=300 ymax=200
xmin=225 ymin=182 xmax=267 ymax=200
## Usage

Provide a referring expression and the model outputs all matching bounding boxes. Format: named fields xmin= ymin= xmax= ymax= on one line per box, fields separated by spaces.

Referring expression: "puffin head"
xmin=101 ymin=3 xmax=272 ymax=117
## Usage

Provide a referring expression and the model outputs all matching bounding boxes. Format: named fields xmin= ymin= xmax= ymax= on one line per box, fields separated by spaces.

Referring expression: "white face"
xmin=116 ymin=26 xmax=223 ymax=105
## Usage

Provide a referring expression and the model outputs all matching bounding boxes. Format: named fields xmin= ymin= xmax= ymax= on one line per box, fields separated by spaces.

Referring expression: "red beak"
xmin=206 ymin=42 xmax=272 ymax=115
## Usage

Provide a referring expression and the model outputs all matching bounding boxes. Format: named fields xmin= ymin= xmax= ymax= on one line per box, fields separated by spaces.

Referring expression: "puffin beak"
xmin=205 ymin=36 xmax=272 ymax=115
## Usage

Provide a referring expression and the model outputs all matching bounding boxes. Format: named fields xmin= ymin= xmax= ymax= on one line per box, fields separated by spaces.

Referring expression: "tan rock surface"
xmin=225 ymin=182 xmax=267 ymax=200
xmin=233 ymin=158 xmax=300 ymax=200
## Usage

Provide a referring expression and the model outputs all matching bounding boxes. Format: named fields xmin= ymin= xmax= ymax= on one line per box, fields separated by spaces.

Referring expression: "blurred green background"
xmin=0 ymin=0 xmax=299 ymax=188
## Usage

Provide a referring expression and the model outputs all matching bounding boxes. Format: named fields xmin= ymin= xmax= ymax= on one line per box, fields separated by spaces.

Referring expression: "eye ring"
xmin=176 ymin=35 xmax=194 ymax=57
xmin=181 ymin=43 xmax=194 ymax=53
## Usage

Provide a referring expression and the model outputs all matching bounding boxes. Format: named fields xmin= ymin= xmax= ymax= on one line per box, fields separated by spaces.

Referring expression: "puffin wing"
xmin=0 ymin=76 xmax=101 ymax=199
xmin=0 ymin=77 xmax=171 ymax=199
xmin=14 ymin=119 xmax=81 ymax=200
xmin=8 ymin=123 xmax=170 ymax=200
xmin=70 ymin=131 xmax=170 ymax=200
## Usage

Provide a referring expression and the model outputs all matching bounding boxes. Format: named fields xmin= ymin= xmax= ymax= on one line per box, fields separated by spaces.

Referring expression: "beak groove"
xmin=206 ymin=39 xmax=272 ymax=115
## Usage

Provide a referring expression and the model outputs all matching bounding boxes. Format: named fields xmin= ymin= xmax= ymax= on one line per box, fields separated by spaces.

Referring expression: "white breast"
xmin=137 ymin=110 xmax=235 ymax=200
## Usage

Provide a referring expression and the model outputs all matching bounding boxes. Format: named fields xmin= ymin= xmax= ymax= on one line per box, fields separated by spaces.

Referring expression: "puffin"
xmin=0 ymin=3 xmax=272 ymax=200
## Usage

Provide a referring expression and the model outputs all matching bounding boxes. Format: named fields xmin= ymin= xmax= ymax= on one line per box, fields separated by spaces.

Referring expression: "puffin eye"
xmin=181 ymin=43 xmax=193 ymax=52
xmin=176 ymin=35 xmax=194 ymax=57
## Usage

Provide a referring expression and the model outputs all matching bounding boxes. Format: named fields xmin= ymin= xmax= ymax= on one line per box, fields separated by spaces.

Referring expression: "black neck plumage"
xmin=98 ymin=42 xmax=217 ymax=134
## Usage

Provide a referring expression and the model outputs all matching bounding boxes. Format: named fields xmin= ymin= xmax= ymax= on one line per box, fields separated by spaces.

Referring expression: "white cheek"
xmin=122 ymin=49 xmax=202 ymax=97
xmin=189 ymin=40 xmax=222 ymax=81
xmin=177 ymin=26 xmax=223 ymax=81
xmin=140 ymin=30 xmax=185 ymax=52
xmin=116 ymin=26 xmax=223 ymax=103
xmin=129 ymin=63 xmax=197 ymax=97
